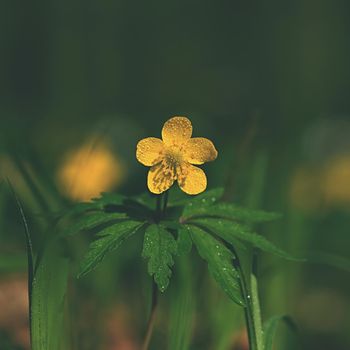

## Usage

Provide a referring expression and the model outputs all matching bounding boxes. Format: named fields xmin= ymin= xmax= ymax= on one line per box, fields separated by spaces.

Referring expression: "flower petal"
xmin=162 ymin=116 xmax=192 ymax=146
xmin=184 ymin=137 xmax=218 ymax=165
xmin=176 ymin=163 xmax=207 ymax=195
xmin=136 ymin=137 xmax=165 ymax=166
xmin=147 ymin=160 xmax=176 ymax=194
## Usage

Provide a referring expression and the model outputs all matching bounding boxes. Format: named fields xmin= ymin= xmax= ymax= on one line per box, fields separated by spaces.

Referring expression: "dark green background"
xmin=1 ymin=1 xmax=350 ymax=349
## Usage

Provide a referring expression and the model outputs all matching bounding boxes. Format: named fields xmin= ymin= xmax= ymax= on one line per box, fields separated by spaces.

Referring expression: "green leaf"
xmin=62 ymin=212 xmax=128 ymax=237
xmin=131 ymin=191 xmax=156 ymax=209
xmin=165 ymin=187 xmax=223 ymax=208
xmin=177 ymin=226 xmax=193 ymax=256
xmin=63 ymin=193 xmax=126 ymax=219
xmin=183 ymin=202 xmax=281 ymax=223
xmin=192 ymin=218 xmax=302 ymax=261
xmin=264 ymin=315 xmax=296 ymax=350
xmin=179 ymin=188 xmax=224 ymax=214
xmin=66 ymin=192 xmax=126 ymax=215
xmin=31 ymin=240 xmax=69 ymax=350
xmin=8 ymin=182 xmax=34 ymax=311
xmin=78 ymin=220 xmax=143 ymax=277
xmin=142 ymin=224 xmax=177 ymax=292
xmin=160 ymin=220 xmax=183 ymax=231
xmin=64 ymin=201 xmax=100 ymax=217
xmin=9 ymin=156 xmax=52 ymax=214
xmin=91 ymin=192 xmax=126 ymax=207
xmin=188 ymin=225 xmax=244 ymax=306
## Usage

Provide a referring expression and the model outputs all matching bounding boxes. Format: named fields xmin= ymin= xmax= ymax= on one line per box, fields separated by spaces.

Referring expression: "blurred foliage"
xmin=1 ymin=0 xmax=350 ymax=349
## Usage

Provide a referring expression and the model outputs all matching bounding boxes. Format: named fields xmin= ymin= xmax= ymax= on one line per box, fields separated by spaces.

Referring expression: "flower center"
xmin=164 ymin=145 xmax=184 ymax=165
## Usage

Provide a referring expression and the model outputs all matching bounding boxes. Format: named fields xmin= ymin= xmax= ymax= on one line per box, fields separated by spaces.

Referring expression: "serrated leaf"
xmin=183 ymin=202 xmax=281 ymax=223
xmin=166 ymin=187 xmax=223 ymax=207
xmin=78 ymin=220 xmax=143 ymax=277
xmin=179 ymin=188 xmax=224 ymax=214
xmin=188 ymin=225 xmax=244 ymax=306
xmin=91 ymin=192 xmax=126 ymax=207
xmin=131 ymin=192 xmax=156 ymax=209
xmin=142 ymin=224 xmax=177 ymax=292
xmin=65 ymin=192 xmax=127 ymax=216
xmin=177 ymin=226 xmax=193 ymax=256
xmin=62 ymin=212 xmax=128 ymax=237
xmin=264 ymin=315 xmax=296 ymax=350
xmin=191 ymin=218 xmax=303 ymax=261
xmin=160 ymin=220 xmax=183 ymax=231
xmin=64 ymin=201 xmax=101 ymax=217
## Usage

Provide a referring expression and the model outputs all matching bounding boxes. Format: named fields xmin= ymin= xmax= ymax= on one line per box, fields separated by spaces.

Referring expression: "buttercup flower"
xmin=136 ymin=116 xmax=218 ymax=195
xmin=58 ymin=139 xmax=124 ymax=201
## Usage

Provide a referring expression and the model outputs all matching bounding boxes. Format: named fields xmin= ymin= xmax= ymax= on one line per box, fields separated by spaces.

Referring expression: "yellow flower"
xmin=136 ymin=116 xmax=218 ymax=195
xmin=58 ymin=139 xmax=124 ymax=201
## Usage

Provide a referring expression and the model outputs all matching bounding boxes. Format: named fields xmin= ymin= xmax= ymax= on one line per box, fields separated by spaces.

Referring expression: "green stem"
xmin=237 ymin=262 xmax=257 ymax=350
xmin=250 ymin=252 xmax=264 ymax=350
xmin=231 ymin=247 xmax=264 ymax=350
xmin=162 ymin=190 xmax=169 ymax=215
xmin=156 ymin=195 xmax=162 ymax=222
xmin=142 ymin=192 xmax=169 ymax=349
xmin=141 ymin=280 xmax=158 ymax=350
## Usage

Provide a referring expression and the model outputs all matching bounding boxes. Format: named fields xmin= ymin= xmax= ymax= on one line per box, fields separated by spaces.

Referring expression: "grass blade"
xmin=31 ymin=239 xmax=69 ymax=350
xmin=168 ymin=255 xmax=194 ymax=350
xmin=264 ymin=315 xmax=296 ymax=350
xmin=7 ymin=181 xmax=35 ymax=330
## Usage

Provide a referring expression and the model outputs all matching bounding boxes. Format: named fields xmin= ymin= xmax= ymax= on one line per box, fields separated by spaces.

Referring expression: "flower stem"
xmin=141 ymin=280 xmax=158 ymax=350
xmin=250 ymin=251 xmax=264 ymax=350
xmin=231 ymin=247 xmax=264 ymax=350
xmin=237 ymin=262 xmax=258 ymax=350
xmin=162 ymin=190 xmax=169 ymax=215
xmin=156 ymin=195 xmax=162 ymax=222
xmin=142 ymin=192 xmax=169 ymax=349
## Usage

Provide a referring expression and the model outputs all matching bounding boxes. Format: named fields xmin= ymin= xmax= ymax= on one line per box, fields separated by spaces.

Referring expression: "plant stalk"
xmin=141 ymin=280 xmax=158 ymax=350
xmin=231 ymin=247 xmax=264 ymax=350
xmin=142 ymin=192 xmax=169 ymax=349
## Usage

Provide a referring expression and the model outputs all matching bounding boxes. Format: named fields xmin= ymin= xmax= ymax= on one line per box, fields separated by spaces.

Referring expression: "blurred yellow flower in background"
xmin=322 ymin=155 xmax=350 ymax=206
xmin=136 ymin=116 xmax=218 ymax=195
xmin=289 ymin=154 xmax=350 ymax=211
xmin=289 ymin=167 xmax=322 ymax=211
xmin=58 ymin=139 xmax=124 ymax=201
